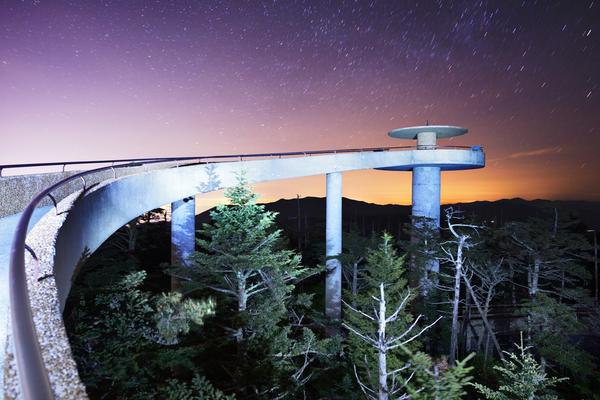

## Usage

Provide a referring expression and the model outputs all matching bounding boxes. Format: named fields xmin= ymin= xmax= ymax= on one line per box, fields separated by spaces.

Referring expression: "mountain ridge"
xmin=197 ymin=197 xmax=600 ymax=232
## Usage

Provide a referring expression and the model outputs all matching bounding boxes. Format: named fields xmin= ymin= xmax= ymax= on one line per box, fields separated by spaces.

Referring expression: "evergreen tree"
xmin=521 ymin=293 xmax=594 ymax=377
xmin=472 ymin=334 xmax=567 ymax=400
xmin=155 ymin=374 xmax=235 ymax=400
xmin=345 ymin=232 xmax=416 ymax=383
xmin=177 ymin=173 xmax=338 ymax=397
xmin=180 ymin=173 xmax=306 ymax=340
xmin=340 ymin=228 xmax=374 ymax=300
xmin=344 ymin=233 xmax=474 ymax=400
xmin=408 ymin=352 xmax=474 ymax=400
xmin=154 ymin=291 xmax=216 ymax=345
xmin=67 ymin=265 xmax=215 ymax=399
xmin=344 ymin=282 xmax=431 ymax=399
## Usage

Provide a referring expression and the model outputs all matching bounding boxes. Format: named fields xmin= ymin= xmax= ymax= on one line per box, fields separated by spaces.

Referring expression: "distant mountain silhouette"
xmin=449 ymin=198 xmax=600 ymax=230
xmin=196 ymin=196 xmax=600 ymax=241
xmin=192 ymin=197 xmax=599 ymax=266
xmin=264 ymin=197 xmax=600 ymax=228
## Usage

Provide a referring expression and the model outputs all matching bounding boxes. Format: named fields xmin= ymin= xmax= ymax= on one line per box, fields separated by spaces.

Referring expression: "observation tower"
xmin=382 ymin=125 xmax=483 ymax=273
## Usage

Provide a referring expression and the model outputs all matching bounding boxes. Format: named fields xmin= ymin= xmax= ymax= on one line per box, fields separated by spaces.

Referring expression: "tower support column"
xmin=171 ymin=196 xmax=196 ymax=268
xmin=412 ymin=166 xmax=441 ymax=272
xmin=325 ymin=172 xmax=342 ymax=320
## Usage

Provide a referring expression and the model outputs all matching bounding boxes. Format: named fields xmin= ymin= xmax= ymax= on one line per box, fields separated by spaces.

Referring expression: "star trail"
xmin=1 ymin=1 xmax=599 ymax=204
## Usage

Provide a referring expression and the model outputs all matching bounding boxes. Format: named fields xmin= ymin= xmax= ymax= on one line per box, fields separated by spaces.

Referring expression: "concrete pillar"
xmin=325 ymin=172 xmax=342 ymax=320
xmin=416 ymin=131 xmax=437 ymax=149
xmin=412 ymin=166 xmax=441 ymax=273
xmin=171 ymin=196 xmax=196 ymax=268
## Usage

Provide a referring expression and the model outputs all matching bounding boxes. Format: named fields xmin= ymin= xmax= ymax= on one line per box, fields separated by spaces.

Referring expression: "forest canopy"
xmin=64 ymin=179 xmax=599 ymax=399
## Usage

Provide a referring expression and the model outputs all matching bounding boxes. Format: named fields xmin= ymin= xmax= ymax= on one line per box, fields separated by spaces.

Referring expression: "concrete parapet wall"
xmin=0 ymin=171 xmax=79 ymax=217
xmin=0 ymin=162 xmax=183 ymax=218
xmin=4 ymin=191 xmax=88 ymax=399
xmin=3 ymin=148 xmax=484 ymax=398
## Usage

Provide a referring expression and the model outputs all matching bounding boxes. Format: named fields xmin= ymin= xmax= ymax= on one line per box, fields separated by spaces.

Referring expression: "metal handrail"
xmin=7 ymin=144 xmax=483 ymax=399
xmin=0 ymin=145 xmax=482 ymax=174
xmin=9 ymin=157 xmax=190 ymax=399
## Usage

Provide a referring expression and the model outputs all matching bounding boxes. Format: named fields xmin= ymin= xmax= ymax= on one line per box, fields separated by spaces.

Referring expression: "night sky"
xmin=1 ymin=1 xmax=599 ymax=207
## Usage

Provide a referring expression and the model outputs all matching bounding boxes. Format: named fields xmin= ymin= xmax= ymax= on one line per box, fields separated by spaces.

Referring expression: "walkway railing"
xmin=5 ymin=144 xmax=483 ymax=399
xmin=0 ymin=145 xmax=481 ymax=176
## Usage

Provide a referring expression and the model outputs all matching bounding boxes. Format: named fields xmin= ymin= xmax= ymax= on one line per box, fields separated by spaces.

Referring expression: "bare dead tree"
xmin=466 ymin=259 xmax=508 ymax=360
xmin=461 ymin=265 xmax=504 ymax=361
xmin=437 ymin=207 xmax=479 ymax=365
xmin=506 ymin=211 xmax=590 ymax=305
xmin=343 ymin=283 xmax=441 ymax=400
xmin=438 ymin=208 xmax=505 ymax=363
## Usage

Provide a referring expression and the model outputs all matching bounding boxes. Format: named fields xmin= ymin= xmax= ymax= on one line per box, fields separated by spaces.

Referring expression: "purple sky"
xmin=1 ymin=1 xmax=599 ymax=204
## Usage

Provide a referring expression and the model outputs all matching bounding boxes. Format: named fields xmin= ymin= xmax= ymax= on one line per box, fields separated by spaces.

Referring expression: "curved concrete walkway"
xmin=5 ymin=148 xmax=484 ymax=399
xmin=0 ymin=206 xmax=52 ymax=397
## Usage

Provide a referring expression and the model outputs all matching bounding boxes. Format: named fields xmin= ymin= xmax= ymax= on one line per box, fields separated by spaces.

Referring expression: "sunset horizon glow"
xmin=1 ymin=1 xmax=599 ymax=204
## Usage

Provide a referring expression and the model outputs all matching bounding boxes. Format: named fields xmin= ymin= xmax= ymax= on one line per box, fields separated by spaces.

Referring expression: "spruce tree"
xmin=340 ymin=228 xmax=375 ymax=300
xmin=344 ymin=233 xmax=417 ymax=391
xmin=67 ymin=267 xmax=215 ymax=399
xmin=472 ymin=334 xmax=567 ymax=400
xmin=181 ymin=173 xmax=305 ymax=341
xmin=344 ymin=233 xmax=474 ymax=400
xmin=407 ymin=352 xmax=474 ymax=400
xmin=178 ymin=173 xmax=337 ymax=397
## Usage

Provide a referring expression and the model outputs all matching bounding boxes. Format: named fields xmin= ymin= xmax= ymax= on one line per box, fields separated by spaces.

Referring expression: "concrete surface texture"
xmin=412 ymin=165 xmax=442 ymax=274
xmin=0 ymin=161 xmax=183 ymax=218
xmin=388 ymin=125 xmax=468 ymax=139
xmin=388 ymin=125 xmax=473 ymax=275
xmin=3 ymin=146 xmax=484 ymax=399
xmin=171 ymin=196 xmax=196 ymax=268
xmin=0 ymin=206 xmax=52 ymax=398
xmin=325 ymin=172 xmax=342 ymax=320
xmin=412 ymin=166 xmax=442 ymax=226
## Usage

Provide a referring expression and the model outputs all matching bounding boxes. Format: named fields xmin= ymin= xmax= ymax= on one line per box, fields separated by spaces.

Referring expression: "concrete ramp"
xmin=4 ymin=147 xmax=484 ymax=399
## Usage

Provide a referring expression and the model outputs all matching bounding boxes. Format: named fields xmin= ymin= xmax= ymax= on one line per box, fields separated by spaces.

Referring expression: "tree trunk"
xmin=530 ymin=257 xmax=540 ymax=298
xmin=236 ymin=276 xmax=247 ymax=342
xmin=477 ymin=287 xmax=494 ymax=355
xmin=559 ymin=270 xmax=565 ymax=303
xmin=462 ymin=274 xmax=504 ymax=360
xmin=509 ymin=261 xmax=517 ymax=307
xmin=527 ymin=257 xmax=541 ymax=343
xmin=460 ymin=290 xmax=471 ymax=357
xmin=483 ymin=329 xmax=491 ymax=364
xmin=378 ymin=283 xmax=389 ymax=400
xmin=305 ymin=215 xmax=309 ymax=248
xmin=352 ymin=262 xmax=359 ymax=298
xmin=449 ymin=238 xmax=464 ymax=365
